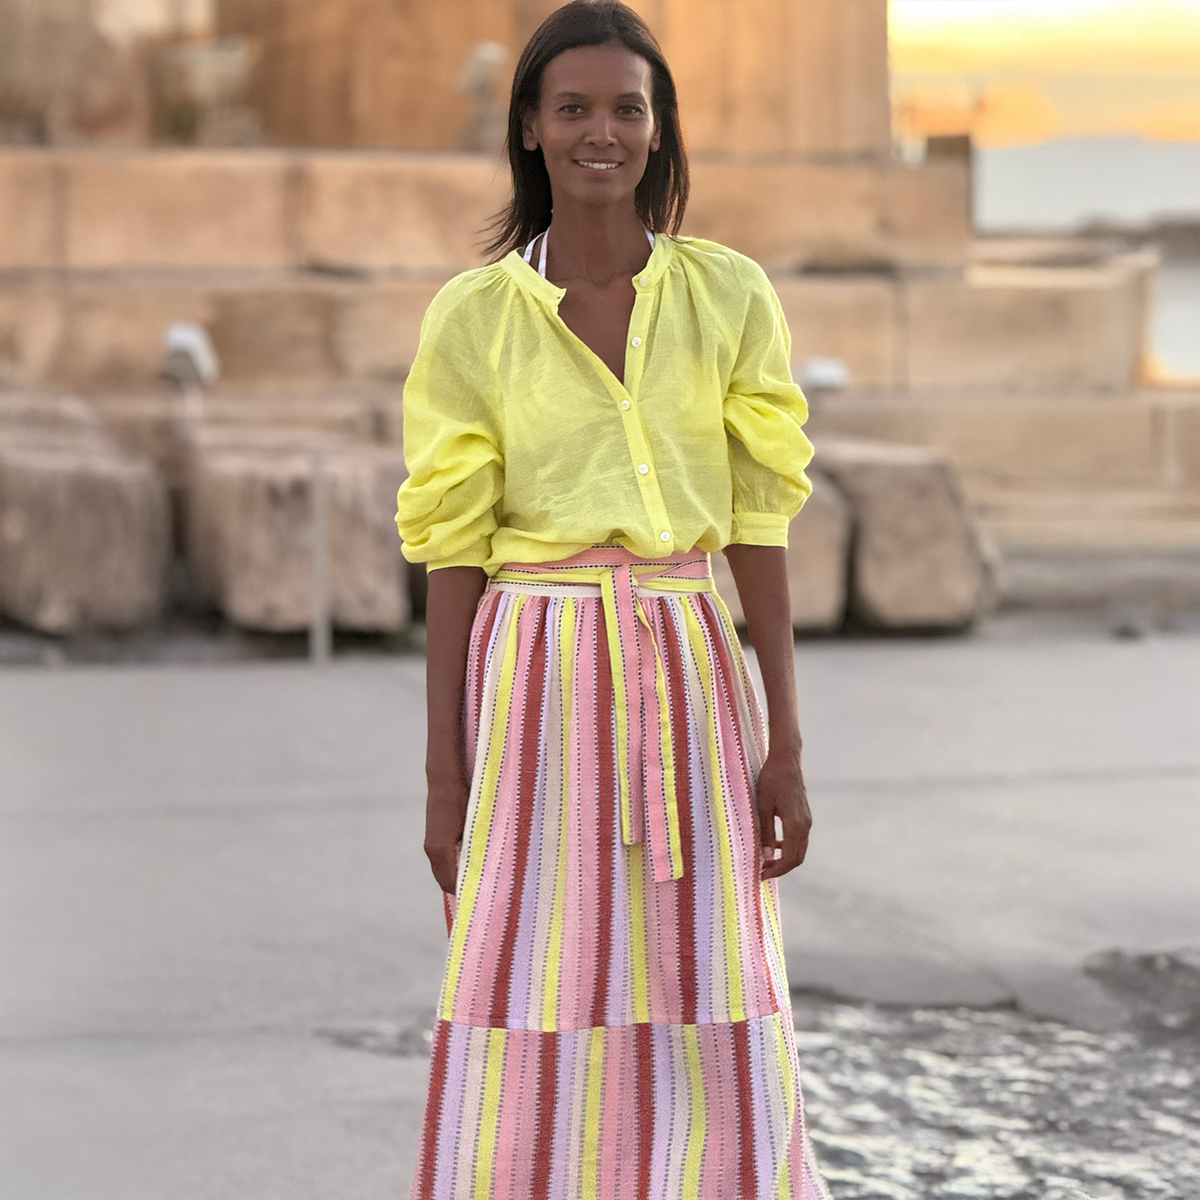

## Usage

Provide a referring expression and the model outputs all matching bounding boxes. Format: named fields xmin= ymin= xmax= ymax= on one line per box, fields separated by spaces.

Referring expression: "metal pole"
xmin=309 ymin=449 xmax=332 ymax=664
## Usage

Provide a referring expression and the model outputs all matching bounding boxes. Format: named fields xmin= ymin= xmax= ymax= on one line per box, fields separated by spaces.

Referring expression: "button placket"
xmin=619 ymin=285 xmax=671 ymax=551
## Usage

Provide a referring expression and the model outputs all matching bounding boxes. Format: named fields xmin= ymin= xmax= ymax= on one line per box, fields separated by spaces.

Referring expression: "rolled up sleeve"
xmin=395 ymin=288 xmax=504 ymax=571
xmin=723 ymin=269 xmax=814 ymax=547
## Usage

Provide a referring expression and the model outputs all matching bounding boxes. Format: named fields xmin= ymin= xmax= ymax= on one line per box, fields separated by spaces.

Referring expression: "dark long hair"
xmin=484 ymin=0 xmax=689 ymax=260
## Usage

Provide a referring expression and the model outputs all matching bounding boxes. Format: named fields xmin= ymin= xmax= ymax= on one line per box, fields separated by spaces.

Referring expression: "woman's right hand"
xmin=425 ymin=771 xmax=470 ymax=894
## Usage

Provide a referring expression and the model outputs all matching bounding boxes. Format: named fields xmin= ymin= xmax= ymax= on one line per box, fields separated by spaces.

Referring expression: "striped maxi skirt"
xmin=411 ymin=545 xmax=830 ymax=1200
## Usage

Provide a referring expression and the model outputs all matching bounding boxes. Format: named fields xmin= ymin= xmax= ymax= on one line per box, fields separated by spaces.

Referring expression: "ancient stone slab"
xmin=0 ymin=393 xmax=102 ymax=438
xmin=774 ymin=276 xmax=899 ymax=389
xmin=711 ymin=472 xmax=852 ymax=632
xmin=63 ymin=150 xmax=293 ymax=270
xmin=205 ymin=288 xmax=340 ymax=384
xmin=333 ymin=280 xmax=444 ymax=381
xmin=0 ymin=282 xmax=67 ymax=389
xmin=815 ymin=437 xmax=991 ymax=629
xmin=685 ymin=158 xmax=970 ymax=272
xmin=0 ymin=429 xmax=169 ymax=634
xmin=296 ymin=154 xmax=510 ymax=273
xmin=0 ymin=153 xmax=59 ymax=271
xmin=905 ymin=259 xmax=1150 ymax=392
xmin=186 ymin=428 xmax=409 ymax=632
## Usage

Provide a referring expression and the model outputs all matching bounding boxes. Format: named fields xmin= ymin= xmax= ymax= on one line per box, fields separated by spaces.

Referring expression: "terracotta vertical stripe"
xmin=530 ymin=1033 xmax=558 ymax=1200
xmin=635 ymin=1021 xmax=654 ymax=1200
xmin=734 ymin=1018 xmax=760 ymax=1200
xmin=414 ymin=1018 xmax=450 ymax=1200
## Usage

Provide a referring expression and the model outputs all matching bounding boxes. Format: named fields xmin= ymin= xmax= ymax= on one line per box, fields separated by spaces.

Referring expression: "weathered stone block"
xmin=0 ymin=282 xmax=66 ymax=388
xmin=0 ymin=393 xmax=102 ymax=437
xmin=0 ymin=430 xmax=169 ymax=633
xmin=205 ymin=288 xmax=340 ymax=384
xmin=685 ymin=158 xmax=970 ymax=272
xmin=296 ymin=154 xmax=509 ymax=273
xmin=333 ymin=280 xmax=444 ymax=381
xmin=58 ymin=282 xmax=215 ymax=388
xmin=905 ymin=260 xmax=1148 ymax=392
xmin=63 ymin=150 xmax=293 ymax=270
xmin=815 ymin=437 xmax=991 ymax=629
xmin=0 ymin=153 xmax=59 ymax=270
xmin=773 ymin=276 xmax=898 ymax=389
xmin=711 ymin=472 xmax=852 ymax=632
xmin=186 ymin=428 xmax=409 ymax=631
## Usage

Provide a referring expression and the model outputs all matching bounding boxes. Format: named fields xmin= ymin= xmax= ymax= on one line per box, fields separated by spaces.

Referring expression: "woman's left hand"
xmin=754 ymin=745 xmax=812 ymax=880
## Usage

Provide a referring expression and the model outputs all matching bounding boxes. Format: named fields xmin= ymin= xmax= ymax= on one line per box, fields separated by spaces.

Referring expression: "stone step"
xmin=807 ymin=388 xmax=1200 ymax=498
xmin=972 ymin=490 xmax=1200 ymax=552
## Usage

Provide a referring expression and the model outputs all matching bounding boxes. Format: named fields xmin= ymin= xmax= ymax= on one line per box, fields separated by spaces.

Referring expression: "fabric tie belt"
xmin=488 ymin=547 xmax=716 ymax=884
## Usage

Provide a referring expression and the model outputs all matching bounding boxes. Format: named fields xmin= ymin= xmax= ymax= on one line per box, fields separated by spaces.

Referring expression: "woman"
xmin=395 ymin=3 xmax=829 ymax=1197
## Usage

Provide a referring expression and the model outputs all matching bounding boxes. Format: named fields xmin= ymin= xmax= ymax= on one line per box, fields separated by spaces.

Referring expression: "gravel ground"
xmin=791 ymin=996 xmax=1200 ymax=1200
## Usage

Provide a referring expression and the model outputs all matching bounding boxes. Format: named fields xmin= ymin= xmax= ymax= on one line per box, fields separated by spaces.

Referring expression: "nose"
xmin=583 ymin=108 xmax=617 ymax=146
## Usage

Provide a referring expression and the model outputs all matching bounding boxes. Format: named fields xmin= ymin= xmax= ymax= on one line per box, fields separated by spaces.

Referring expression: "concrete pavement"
xmin=1 ymin=628 xmax=1198 ymax=1199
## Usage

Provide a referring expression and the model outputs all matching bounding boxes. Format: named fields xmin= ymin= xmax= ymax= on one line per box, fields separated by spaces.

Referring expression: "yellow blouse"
xmin=394 ymin=232 xmax=814 ymax=575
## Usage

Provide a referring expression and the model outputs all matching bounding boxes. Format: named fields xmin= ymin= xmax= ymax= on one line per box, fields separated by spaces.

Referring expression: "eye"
xmin=618 ymin=104 xmax=646 ymax=116
xmin=559 ymin=103 xmax=584 ymax=114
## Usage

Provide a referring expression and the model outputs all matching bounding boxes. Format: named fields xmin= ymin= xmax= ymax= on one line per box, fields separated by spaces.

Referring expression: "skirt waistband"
xmin=486 ymin=544 xmax=717 ymax=885
xmin=488 ymin=545 xmax=713 ymax=597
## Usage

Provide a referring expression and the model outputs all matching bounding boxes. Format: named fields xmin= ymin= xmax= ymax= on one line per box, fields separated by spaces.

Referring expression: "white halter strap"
xmin=523 ymin=227 xmax=655 ymax=279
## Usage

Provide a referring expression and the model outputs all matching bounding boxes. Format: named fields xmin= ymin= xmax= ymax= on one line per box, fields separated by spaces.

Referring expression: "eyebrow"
xmin=550 ymin=90 xmax=649 ymax=101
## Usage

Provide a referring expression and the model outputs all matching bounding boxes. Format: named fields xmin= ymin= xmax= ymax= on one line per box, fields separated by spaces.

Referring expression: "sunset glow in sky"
xmin=889 ymin=0 xmax=1200 ymax=145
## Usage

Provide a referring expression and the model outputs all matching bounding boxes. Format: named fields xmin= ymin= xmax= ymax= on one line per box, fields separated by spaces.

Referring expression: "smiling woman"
xmin=395 ymin=2 xmax=831 ymax=1198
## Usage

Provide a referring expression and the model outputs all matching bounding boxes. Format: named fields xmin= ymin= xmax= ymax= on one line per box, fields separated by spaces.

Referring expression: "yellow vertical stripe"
xmin=682 ymin=602 xmax=746 ymax=1022
xmin=774 ymin=1013 xmax=796 ymax=1200
xmin=580 ymin=1026 xmax=606 ymax=1200
xmin=473 ymin=1027 xmax=507 ymax=1199
xmin=627 ymin=843 xmax=650 ymax=1023
xmin=681 ymin=1024 xmax=707 ymax=1196
xmin=542 ymin=597 xmax=575 ymax=1031
xmin=440 ymin=598 xmax=522 ymax=1020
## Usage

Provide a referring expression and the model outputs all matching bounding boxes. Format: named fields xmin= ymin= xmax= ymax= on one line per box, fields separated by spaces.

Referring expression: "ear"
xmin=649 ymin=114 xmax=662 ymax=154
xmin=521 ymin=110 xmax=539 ymax=152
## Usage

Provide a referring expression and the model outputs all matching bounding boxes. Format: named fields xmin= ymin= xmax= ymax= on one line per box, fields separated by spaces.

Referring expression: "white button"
xmin=630 ymin=336 xmax=642 ymax=347
xmin=639 ymin=275 xmax=650 ymax=286
xmin=659 ymin=531 xmax=671 ymax=542
xmin=620 ymin=399 xmax=631 ymax=410
xmin=637 ymin=463 xmax=649 ymax=475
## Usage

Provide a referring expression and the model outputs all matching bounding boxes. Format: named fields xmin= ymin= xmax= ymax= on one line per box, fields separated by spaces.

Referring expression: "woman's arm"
xmin=423 ymin=564 xmax=489 ymax=893
xmin=722 ymin=543 xmax=812 ymax=881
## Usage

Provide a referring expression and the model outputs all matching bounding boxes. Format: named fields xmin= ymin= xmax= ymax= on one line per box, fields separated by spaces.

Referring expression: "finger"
xmin=762 ymin=815 xmax=810 ymax=879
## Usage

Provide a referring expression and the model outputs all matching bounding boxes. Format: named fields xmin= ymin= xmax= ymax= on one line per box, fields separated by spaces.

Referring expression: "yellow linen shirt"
xmin=394 ymin=232 xmax=814 ymax=575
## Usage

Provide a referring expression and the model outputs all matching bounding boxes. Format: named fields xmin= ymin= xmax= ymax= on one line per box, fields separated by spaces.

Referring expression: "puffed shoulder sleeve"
xmin=394 ymin=283 xmax=504 ymax=571
xmin=723 ymin=265 xmax=814 ymax=547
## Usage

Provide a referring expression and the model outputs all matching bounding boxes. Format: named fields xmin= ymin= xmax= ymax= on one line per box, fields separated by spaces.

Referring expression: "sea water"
xmin=974 ymin=136 xmax=1200 ymax=376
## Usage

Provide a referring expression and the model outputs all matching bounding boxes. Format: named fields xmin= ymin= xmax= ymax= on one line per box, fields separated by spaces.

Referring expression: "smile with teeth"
xmin=577 ymin=160 xmax=621 ymax=170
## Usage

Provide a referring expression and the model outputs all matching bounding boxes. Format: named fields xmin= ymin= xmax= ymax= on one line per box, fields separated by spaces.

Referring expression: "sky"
xmin=888 ymin=0 xmax=1200 ymax=146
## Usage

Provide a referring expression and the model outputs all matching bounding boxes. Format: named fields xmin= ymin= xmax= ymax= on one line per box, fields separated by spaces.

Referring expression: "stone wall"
xmin=0 ymin=145 xmax=969 ymax=275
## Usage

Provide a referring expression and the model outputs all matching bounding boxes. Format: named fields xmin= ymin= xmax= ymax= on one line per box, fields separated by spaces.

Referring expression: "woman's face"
xmin=522 ymin=42 xmax=661 ymax=213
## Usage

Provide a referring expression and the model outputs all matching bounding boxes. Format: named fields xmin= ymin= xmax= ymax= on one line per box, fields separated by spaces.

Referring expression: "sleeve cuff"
xmin=729 ymin=511 xmax=790 ymax=547
xmin=400 ymin=543 xmax=491 ymax=571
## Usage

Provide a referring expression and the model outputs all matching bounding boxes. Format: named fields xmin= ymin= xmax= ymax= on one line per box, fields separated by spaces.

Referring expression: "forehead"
xmin=540 ymin=43 xmax=653 ymax=97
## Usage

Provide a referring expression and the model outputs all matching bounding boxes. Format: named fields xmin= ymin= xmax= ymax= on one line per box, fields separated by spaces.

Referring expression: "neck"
xmin=545 ymin=202 xmax=650 ymax=285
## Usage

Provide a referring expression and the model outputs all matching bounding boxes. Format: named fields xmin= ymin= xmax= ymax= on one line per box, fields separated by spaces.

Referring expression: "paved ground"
xmin=1 ymin=625 xmax=1198 ymax=1199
